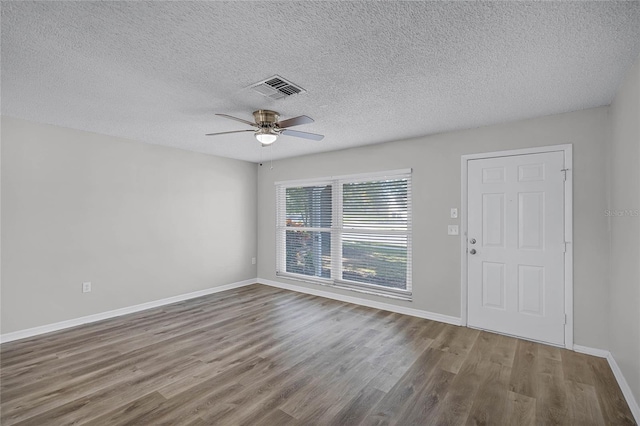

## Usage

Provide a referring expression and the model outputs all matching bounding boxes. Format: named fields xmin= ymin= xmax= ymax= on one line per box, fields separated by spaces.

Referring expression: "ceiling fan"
xmin=206 ymin=110 xmax=324 ymax=146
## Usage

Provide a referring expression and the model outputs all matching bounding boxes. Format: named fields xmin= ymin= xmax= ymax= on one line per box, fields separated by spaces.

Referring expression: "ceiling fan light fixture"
xmin=255 ymin=129 xmax=278 ymax=145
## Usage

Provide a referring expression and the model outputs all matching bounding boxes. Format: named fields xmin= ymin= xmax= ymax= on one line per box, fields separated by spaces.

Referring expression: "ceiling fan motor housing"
xmin=253 ymin=110 xmax=279 ymax=127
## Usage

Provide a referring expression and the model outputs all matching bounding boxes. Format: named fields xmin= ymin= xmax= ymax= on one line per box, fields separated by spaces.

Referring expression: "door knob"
xmin=469 ymin=238 xmax=476 ymax=244
xmin=469 ymin=249 xmax=477 ymax=255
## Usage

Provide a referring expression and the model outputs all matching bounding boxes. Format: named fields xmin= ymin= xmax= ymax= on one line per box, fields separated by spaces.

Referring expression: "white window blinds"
xmin=277 ymin=184 xmax=332 ymax=279
xmin=276 ymin=170 xmax=412 ymax=299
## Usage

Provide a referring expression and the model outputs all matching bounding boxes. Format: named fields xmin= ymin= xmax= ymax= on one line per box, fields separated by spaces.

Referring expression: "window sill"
xmin=275 ymin=272 xmax=413 ymax=302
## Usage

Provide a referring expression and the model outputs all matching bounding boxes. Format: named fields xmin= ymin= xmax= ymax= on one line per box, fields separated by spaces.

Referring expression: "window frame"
xmin=275 ymin=169 xmax=412 ymax=300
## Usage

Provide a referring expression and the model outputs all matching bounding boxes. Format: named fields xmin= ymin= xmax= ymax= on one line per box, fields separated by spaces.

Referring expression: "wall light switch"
xmin=251 ymin=257 xmax=256 ymax=265
xmin=448 ymin=225 xmax=459 ymax=236
xmin=450 ymin=208 xmax=458 ymax=219
xmin=82 ymin=282 xmax=92 ymax=293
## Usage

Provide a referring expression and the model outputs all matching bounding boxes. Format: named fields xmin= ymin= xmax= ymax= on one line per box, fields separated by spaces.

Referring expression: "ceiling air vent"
xmin=249 ymin=75 xmax=306 ymax=100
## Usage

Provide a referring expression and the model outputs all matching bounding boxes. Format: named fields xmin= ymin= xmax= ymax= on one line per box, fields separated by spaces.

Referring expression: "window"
xmin=276 ymin=169 xmax=412 ymax=299
xmin=280 ymin=184 xmax=332 ymax=279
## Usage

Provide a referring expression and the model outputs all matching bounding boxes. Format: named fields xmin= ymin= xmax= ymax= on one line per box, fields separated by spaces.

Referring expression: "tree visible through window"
xmin=284 ymin=185 xmax=331 ymax=279
xmin=276 ymin=170 xmax=412 ymax=298
xmin=341 ymin=179 xmax=408 ymax=290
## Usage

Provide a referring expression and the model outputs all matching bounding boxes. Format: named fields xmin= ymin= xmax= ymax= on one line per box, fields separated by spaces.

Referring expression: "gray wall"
xmin=609 ymin=55 xmax=640 ymax=405
xmin=1 ymin=116 xmax=257 ymax=334
xmin=258 ymin=107 xmax=610 ymax=350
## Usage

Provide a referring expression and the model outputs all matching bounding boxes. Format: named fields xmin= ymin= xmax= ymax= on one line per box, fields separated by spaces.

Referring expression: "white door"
xmin=467 ymin=151 xmax=566 ymax=345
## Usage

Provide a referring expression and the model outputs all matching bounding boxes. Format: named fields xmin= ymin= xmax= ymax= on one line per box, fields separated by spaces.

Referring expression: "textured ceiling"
xmin=2 ymin=1 xmax=640 ymax=163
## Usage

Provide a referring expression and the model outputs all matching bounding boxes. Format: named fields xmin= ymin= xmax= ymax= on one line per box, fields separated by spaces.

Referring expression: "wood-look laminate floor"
xmin=1 ymin=284 xmax=635 ymax=426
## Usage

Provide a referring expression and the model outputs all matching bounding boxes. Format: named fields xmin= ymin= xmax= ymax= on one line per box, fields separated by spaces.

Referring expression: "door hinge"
xmin=563 ymin=241 xmax=570 ymax=253
xmin=561 ymin=168 xmax=570 ymax=181
xmin=564 ymin=314 xmax=568 ymax=325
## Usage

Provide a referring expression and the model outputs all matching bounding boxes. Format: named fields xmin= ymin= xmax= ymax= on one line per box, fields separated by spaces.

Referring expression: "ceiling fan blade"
xmin=281 ymin=129 xmax=324 ymax=141
xmin=276 ymin=115 xmax=314 ymax=128
xmin=205 ymin=129 xmax=255 ymax=136
xmin=215 ymin=113 xmax=258 ymax=127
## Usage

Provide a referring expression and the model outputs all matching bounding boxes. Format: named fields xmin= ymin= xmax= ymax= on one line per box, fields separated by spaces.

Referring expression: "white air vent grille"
xmin=250 ymin=75 xmax=306 ymax=100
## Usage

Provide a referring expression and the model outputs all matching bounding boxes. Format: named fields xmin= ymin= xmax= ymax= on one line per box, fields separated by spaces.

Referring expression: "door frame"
xmin=460 ymin=144 xmax=573 ymax=349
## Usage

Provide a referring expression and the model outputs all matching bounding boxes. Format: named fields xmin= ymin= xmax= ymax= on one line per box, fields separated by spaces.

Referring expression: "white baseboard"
xmin=0 ymin=279 xmax=256 ymax=344
xmin=574 ymin=345 xmax=640 ymax=423
xmin=573 ymin=344 xmax=610 ymax=358
xmin=257 ymin=278 xmax=462 ymax=326
xmin=606 ymin=351 xmax=640 ymax=423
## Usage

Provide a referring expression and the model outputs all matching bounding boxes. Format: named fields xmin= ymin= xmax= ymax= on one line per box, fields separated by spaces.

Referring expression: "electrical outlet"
xmin=82 ymin=282 xmax=91 ymax=293
xmin=450 ymin=208 xmax=458 ymax=219
xmin=251 ymin=257 xmax=256 ymax=265
xmin=448 ymin=225 xmax=459 ymax=236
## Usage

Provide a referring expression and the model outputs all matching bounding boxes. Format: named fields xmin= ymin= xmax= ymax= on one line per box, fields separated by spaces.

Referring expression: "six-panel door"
xmin=467 ymin=151 xmax=566 ymax=346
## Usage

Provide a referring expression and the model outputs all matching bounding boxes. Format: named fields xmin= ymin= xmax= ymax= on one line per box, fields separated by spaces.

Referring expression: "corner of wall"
xmin=607 ymin=53 xmax=640 ymax=417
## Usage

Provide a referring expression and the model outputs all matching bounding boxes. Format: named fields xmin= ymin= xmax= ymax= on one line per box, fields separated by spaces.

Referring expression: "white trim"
xmin=460 ymin=144 xmax=574 ymax=349
xmin=461 ymin=154 xmax=469 ymax=327
xmin=274 ymin=168 xmax=412 ymax=186
xmin=275 ymin=272 xmax=412 ymax=301
xmin=573 ymin=344 xmax=610 ymax=358
xmin=461 ymin=144 xmax=573 ymax=160
xmin=606 ymin=352 xmax=640 ymax=423
xmin=0 ymin=279 xmax=256 ymax=344
xmin=333 ymin=279 xmax=412 ymax=298
xmin=574 ymin=345 xmax=640 ymax=423
xmin=276 ymin=271 xmax=333 ymax=286
xmin=257 ymin=278 xmax=461 ymax=326
xmin=563 ymin=145 xmax=574 ymax=349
